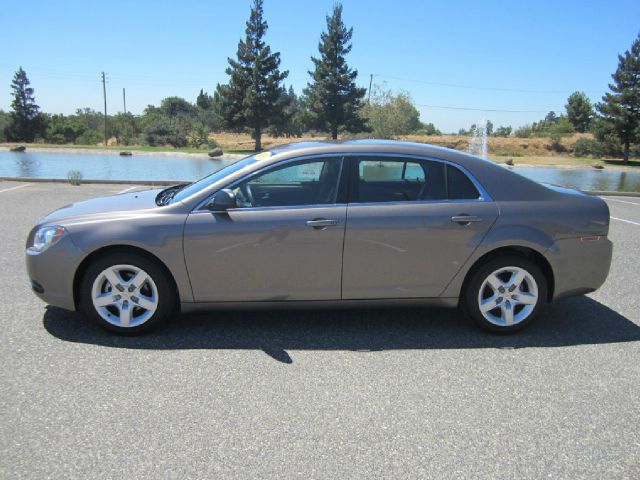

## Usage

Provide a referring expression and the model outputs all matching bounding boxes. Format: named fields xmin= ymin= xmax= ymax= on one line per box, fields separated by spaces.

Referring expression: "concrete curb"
xmin=0 ymin=176 xmax=176 ymax=186
xmin=585 ymin=191 xmax=640 ymax=197
xmin=1 ymin=176 xmax=640 ymax=197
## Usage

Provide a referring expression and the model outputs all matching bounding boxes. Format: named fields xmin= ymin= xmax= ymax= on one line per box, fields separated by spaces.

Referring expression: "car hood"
xmin=38 ymin=188 xmax=163 ymax=225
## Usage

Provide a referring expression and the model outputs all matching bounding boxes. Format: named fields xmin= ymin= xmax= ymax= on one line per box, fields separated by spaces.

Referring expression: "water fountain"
xmin=468 ymin=119 xmax=489 ymax=159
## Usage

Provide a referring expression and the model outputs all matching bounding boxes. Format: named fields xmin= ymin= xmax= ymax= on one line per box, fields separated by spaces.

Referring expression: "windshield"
xmin=170 ymin=154 xmax=262 ymax=204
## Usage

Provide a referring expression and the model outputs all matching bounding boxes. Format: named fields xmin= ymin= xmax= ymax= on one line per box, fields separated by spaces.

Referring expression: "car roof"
xmin=269 ymin=139 xmax=475 ymax=160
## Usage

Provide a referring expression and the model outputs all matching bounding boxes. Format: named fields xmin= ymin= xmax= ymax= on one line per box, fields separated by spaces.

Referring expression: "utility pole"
xmin=368 ymin=73 xmax=373 ymax=104
xmin=101 ymin=72 xmax=107 ymax=146
xmin=122 ymin=87 xmax=127 ymax=114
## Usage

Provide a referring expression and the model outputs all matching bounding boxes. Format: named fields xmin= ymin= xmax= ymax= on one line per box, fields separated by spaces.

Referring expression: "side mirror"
xmin=207 ymin=189 xmax=236 ymax=212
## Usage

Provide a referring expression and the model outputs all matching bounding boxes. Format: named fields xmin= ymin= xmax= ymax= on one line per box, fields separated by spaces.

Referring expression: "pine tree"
xmin=196 ymin=89 xmax=213 ymax=110
xmin=6 ymin=67 xmax=44 ymax=142
xmin=565 ymin=91 xmax=594 ymax=133
xmin=596 ymin=34 xmax=640 ymax=163
xmin=216 ymin=0 xmax=288 ymax=151
xmin=303 ymin=3 xmax=367 ymax=139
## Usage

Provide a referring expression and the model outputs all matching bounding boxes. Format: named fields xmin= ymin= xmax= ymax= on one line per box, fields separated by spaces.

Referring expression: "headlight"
xmin=28 ymin=225 xmax=68 ymax=254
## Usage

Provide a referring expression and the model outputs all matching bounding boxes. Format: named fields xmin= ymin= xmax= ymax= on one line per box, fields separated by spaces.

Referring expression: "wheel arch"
xmin=459 ymin=246 xmax=555 ymax=304
xmin=73 ymin=245 xmax=180 ymax=310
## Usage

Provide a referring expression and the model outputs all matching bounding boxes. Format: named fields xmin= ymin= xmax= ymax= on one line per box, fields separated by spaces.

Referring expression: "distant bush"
xmin=415 ymin=122 xmax=441 ymax=136
xmin=67 ymin=170 xmax=83 ymax=186
xmin=514 ymin=125 xmax=533 ymax=138
xmin=592 ymin=118 xmax=624 ymax=157
xmin=546 ymin=117 xmax=575 ymax=136
xmin=494 ymin=126 xmax=512 ymax=137
xmin=0 ymin=110 xmax=11 ymax=142
xmin=187 ymin=123 xmax=210 ymax=148
xmin=144 ymin=116 xmax=188 ymax=148
xmin=572 ymin=138 xmax=604 ymax=157
xmin=75 ymin=130 xmax=102 ymax=146
xmin=360 ymin=86 xmax=421 ymax=138
xmin=549 ymin=133 xmax=566 ymax=152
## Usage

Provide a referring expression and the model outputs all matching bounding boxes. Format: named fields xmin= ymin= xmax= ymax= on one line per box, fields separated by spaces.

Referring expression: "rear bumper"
xmin=25 ymin=236 xmax=85 ymax=311
xmin=547 ymin=236 xmax=613 ymax=300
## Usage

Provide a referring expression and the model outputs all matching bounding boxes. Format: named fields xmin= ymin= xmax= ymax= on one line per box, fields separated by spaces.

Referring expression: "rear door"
xmin=342 ymin=156 xmax=499 ymax=299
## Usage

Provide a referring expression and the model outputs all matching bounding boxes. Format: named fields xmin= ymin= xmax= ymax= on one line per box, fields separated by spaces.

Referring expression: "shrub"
xmin=67 ymin=170 xmax=83 ymax=186
xmin=144 ymin=117 xmax=188 ymax=148
xmin=494 ymin=126 xmax=512 ymax=137
xmin=360 ymin=87 xmax=421 ymax=138
xmin=187 ymin=123 xmax=210 ymax=148
xmin=415 ymin=123 xmax=441 ymax=136
xmin=514 ymin=125 xmax=533 ymax=138
xmin=75 ymin=130 xmax=103 ymax=146
xmin=572 ymin=138 xmax=604 ymax=157
xmin=547 ymin=117 xmax=575 ymax=135
xmin=549 ymin=133 xmax=566 ymax=152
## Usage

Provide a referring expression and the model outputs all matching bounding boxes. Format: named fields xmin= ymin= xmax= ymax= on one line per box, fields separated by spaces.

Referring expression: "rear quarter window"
xmin=447 ymin=165 xmax=480 ymax=200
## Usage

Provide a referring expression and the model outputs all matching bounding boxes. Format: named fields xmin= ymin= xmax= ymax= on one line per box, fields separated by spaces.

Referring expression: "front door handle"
xmin=451 ymin=215 xmax=483 ymax=225
xmin=306 ymin=219 xmax=338 ymax=229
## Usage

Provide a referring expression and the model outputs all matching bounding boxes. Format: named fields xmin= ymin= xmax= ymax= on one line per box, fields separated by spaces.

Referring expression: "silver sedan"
xmin=26 ymin=140 xmax=613 ymax=334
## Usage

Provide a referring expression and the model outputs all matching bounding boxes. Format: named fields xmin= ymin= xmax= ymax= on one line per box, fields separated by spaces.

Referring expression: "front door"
xmin=183 ymin=156 xmax=346 ymax=302
xmin=342 ymin=156 xmax=499 ymax=299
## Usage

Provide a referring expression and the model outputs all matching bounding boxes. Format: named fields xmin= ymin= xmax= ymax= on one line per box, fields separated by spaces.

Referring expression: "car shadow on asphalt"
xmin=42 ymin=295 xmax=640 ymax=363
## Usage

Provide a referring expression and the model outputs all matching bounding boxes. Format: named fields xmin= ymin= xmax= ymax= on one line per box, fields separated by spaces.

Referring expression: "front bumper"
xmin=26 ymin=235 xmax=85 ymax=311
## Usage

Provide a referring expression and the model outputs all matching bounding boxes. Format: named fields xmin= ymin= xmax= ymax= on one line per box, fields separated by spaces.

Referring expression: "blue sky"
xmin=1 ymin=0 xmax=638 ymax=132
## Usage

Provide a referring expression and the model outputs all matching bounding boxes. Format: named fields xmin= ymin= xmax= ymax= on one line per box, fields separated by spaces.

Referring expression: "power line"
xmin=414 ymin=103 xmax=560 ymax=113
xmin=374 ymin=73 xmax=603 ymax=95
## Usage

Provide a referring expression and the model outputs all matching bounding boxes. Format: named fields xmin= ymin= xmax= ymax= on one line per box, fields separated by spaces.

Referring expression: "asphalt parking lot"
xmin=1 ymin=181 xmax=639 ymax=479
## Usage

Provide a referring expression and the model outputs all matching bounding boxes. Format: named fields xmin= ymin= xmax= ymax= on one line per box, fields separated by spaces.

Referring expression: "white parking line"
xmin=0 ymin=183 xmax=31 ymax=194
xmin=117 ymin=186 xmax=138 ymax=194
xmin=611 ymin=216 xmax=640 ymax=226
xmin=603 ymin=197 xmax=640 ymax=206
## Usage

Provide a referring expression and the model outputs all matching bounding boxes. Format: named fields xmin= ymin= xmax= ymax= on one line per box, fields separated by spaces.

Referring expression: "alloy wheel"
xmin=477 ymin=266 xmax=538 ymax=327
xmin=91 ymin=264 xmax=159 ymax=328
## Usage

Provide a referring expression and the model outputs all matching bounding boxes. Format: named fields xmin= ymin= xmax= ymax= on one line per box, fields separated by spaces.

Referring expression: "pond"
xmin=0 ymin=150 xmax=239 ymax=182
xmin=510 ymin=166 xmax=640 ymax=193
xmin=1 ymin=149 xmax=640 ymax=192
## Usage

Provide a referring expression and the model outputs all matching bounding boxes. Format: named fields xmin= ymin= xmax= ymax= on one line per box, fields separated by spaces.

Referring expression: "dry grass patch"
xmin=210 ymin=132 xmax=594 ymax=158
xmin=209 ymin=132 xmax=323 ymax=151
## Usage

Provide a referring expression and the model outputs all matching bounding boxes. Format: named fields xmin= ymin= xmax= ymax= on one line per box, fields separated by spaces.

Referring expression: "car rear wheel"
xmin=80 ymin=252 xmax=175 ymax=334
xmin=463 ymin=256 xmax=547 ymax=333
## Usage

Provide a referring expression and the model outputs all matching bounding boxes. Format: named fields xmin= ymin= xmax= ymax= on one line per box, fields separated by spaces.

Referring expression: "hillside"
xmin=209 ymin=132 xmax=593 ymax=157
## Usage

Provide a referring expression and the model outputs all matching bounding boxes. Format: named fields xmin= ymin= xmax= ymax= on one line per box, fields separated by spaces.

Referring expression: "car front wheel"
xmin=80 ymin=252 xmax=175 ymax=334
xmin=463 ymin=256 xmax=547 ymax=333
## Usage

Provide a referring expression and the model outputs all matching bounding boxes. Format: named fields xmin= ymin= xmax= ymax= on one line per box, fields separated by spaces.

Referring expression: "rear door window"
xmin=354 ymin=157 xmax=446 ymax=203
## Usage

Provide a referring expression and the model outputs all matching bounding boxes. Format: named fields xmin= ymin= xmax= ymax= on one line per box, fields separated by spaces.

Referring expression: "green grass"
xmin=2 ymin=142 xmax=258 ymax=156
xmin=494 ymin=151 xmax=524 ymax=157
xmin=488 ymin=154 xmax=611 ymax=168
xmin=223 ymin=149 xmax=257 ymax=154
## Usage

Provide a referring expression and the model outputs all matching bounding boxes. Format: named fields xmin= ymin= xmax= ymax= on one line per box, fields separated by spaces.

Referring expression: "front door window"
xmin=232 ymin=158 xmax=343 ymax=208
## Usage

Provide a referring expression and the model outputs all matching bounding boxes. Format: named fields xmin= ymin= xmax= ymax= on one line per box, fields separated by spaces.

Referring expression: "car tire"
xmin=463 ymin=255 xmax=547 ymax=333
xmin=79 ymin=251 xmax=175 ymax=334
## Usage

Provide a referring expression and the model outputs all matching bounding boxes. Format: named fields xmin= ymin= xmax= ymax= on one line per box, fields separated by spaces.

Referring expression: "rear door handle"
xmin=306 ymin=219 xmax=338 ymax=229
xmin=451 ymin=215 xmax=483 ymax=225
